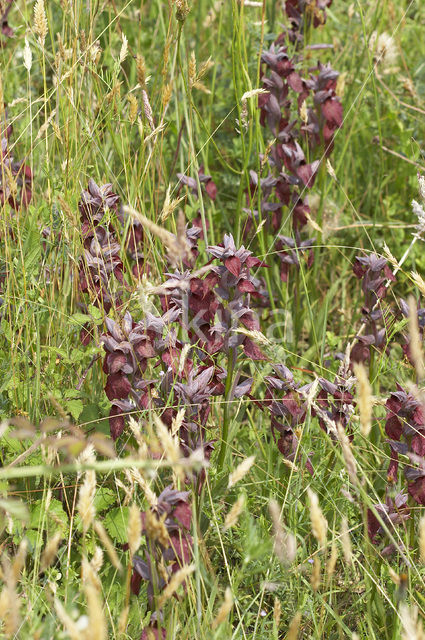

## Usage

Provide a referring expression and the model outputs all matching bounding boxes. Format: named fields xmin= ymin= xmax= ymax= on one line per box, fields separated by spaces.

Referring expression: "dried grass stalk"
xmin=287 ymin=611 xmax=302 ymax=640
xmin=353 ymin=363 xmax=372 ymax=437
xmin=54 ymin=598 xmax=82 ymax=640
xmin=228 ymin=455 xmax=255 ymax=488
xmin=77 ymin=469 xmax=96 ymax=533
xmin=128 ymin=503 xmax=142 ymax=556
xmin=311 ymin=555 xmax=321 ymax=591
xmin=341 ymin=517 xmax=353 ymax=566
xmin=40 ymin=531 xmax=63 ymax=571
xmin=408 ymin=294 xmax=425 ymax=379
xmin=336 ymin=424 xmax=358 ymax=486
xmin=94 ymin=521 xmax=123 ymax=572
xmin=307 ymin=489 xmax=327 ymax=548
xmin=212 ymin=586 xmax=233 ymax=629
xmin=224 ymin=494 xmax=245 ymax=530
xmin=158 ymin=564 xmax=195 ymax=607
xmin=269 ymin=499 xmax=296 ymax=566
xmin=34 ymin=0 xmax=48 ymax=45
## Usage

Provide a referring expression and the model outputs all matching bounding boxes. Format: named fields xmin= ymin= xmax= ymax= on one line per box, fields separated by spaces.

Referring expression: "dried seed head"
xmin=228 ymin=455 xmax=256 ymax=488
xmin=300 ymin=100 xmax=308 ymax=124
xmin=287 ymin=611 xmax=302 ymax=640
xmin=158 ymin=564 xmax=195 ymax=607
xmin=124 ymin=205 xmax=191 ymax=267
xmin=154 ymin=415 xmax=181 ymax=464
xmin=189 ymin=51 xmax=197 ymax=87
xmin=175 ymin=0 xmax=190 ymax=22
xmin=119 ymin=33 xmax=128 ymax=64
xmin=136 ymin=54 xmax=146 ymax=88
xmin=23 ymin=38 xmax=32 ymax=72
xmin=84 ymin=582 xmax=107 ymax=640
xmin=127 ymin=94 xmax=138 ymax=124
xmin=336 ymin=424 xmax=358 ymax=486
xmin=311 ymin=555 xmax=321 ymax=591
xmin=91 ymin=547 xmax=104 ymax=573
xmin=161 ymin=185 xmax=183 ymax=222
xmin=224 ymin=494 xmax=245 ymax=530
xmin=212 ymin=587 xmax=233 ymax=629
xmin=400 ymin=603 xmax=425 ymax=640
xmin=307 ymin=489 xmax=327 ymax=548
xmin=369 ymin=31 xmax=398 ymax=69
xmin=418 ymin=173 xmax=425 ymax=204
xmin=118 ymin=605 xmax=129 ymax=635
xmin=269 ymin=499 xmax=296 ymax=566
xmin=326 ymin=541 xmax=338 ymax=582
xmin=340 ymin=517 xmax=353 ymax=566
xmin=162 ymin=82 xmax=173 ymax=108
xmin=128 ymin=503 xmax=142 ymax=556
xmin=90 ymin=42 xmax=102 ymax=65
xmin=336 ymin=71 xmax=347 ymax=98
xmin=171 ymin=407 xmax=186 ymax=436
xmin=54 ymin=598 xmax=82 ymax=640
xmin=40 ymin=531 xmax=63 ymax=571
xmin=94 ymin=521 xmax=123 ymax=572
xmin=141 ymin=89 xmax=155 ymax=130
xmin=419 ymin=515 xmax=425 ymax=564
xmin=77 ymin=469 xmax=96 ymax=533
xmin=273 ymin=598 xmax=281 ymax=629
xmin=145 ymin=510 xmax=169 ymax=547
xmin=34 ymin=0 xmax=48 ymax=46
xmin=11 ymin=540 xmax=27 ymax=582
xmin=408 ymin=294 xmax=425 ymax=379
xmin=353 ymin=363 xmax=372 ymax=436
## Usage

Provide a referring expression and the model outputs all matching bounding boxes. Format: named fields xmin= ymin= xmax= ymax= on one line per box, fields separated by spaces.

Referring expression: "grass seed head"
xmin=224 ymin=494 xmax=245 ymax=530
xmin=34 ymin=0 xmax=48 ymax=46
xmin=408 ymin=294 xmax=425 ymax=379
xmin=40 ymin=531 xmax=63 ymax=571
xmin=287 ymin=611 xmax=302 ymax=640
xmin=336 ymin=424 xmax=358 ymax=486
xmin=94 ymin=521 xmax=123 ymax=572
xmin=340 ymin=517 xmax=353 ymax=565
xmin=158 ymin=564 xmax=195 ymax=607
xmin=228 ymin=455 xmax=255 ymax=488
xmin=311 ymin=555 xmax=321 ymax=591
xmin=353 ymin=363 xmax=372 ymax=436
xmin=77 ymin=469 xmax=96 ymax=534
xmin=212 ymin=586 xmax=233 ymax=629
xmin=269 ymin=499 xmax=296 ymax=566
xmin=128 ymin=503 xmax=142 ymax=556
xmin=326 ymin=541 xmax=338 ymax=581
xmin=307 ymin=488 xmax=327 ymax=548
xmin=273 ymin=598 xmax=281 ymax=629
xmin=419 ymin=515 xmax=425 ymax=563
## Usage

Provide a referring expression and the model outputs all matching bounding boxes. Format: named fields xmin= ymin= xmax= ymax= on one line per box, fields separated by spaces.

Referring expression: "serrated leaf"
xmin=103 ymin=507 xmax=129 ymax=543
xmin=65 ymin=399 xmax=84 ymax=420
xmin=70 ymin=313 xmax=91 ymax=326
xmin=30 ymin=498 xmax=68 ymax=533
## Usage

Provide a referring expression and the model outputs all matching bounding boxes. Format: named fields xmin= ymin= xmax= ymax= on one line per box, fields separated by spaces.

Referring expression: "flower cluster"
xmin=132 ymin=487 xmax=193 ymax=638
xmin=385 ymin=385 xmax=425 ymax=505
xmin=0 ymin=123 xmax=32 ymax=210
xmin=351 ymin=253 xmax=396 ymax=364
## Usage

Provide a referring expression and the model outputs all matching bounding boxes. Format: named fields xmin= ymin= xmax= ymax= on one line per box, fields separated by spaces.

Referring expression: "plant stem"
xmin=217 ymin=346 xmax=236 ymax=472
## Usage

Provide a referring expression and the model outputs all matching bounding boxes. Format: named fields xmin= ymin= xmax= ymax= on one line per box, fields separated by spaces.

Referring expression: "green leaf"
xmin=94 ymin=488 xmax=116 ymax=513
xmin=70 ymin=313 xmax=91 ymax=326
xmin=103 ymin=507 xmax=129 ymax=543
xmin=30 ymin=498 xmax=68 ymax=534
xmin=0 ymin=498 xmax=29 ymax=524
xmin=65 ymin=399 xmax=84 ymax=421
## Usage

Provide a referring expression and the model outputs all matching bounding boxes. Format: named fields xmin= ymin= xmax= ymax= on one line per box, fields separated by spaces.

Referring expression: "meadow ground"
xmin=1 ymin=0 xmax=425 ymax=638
